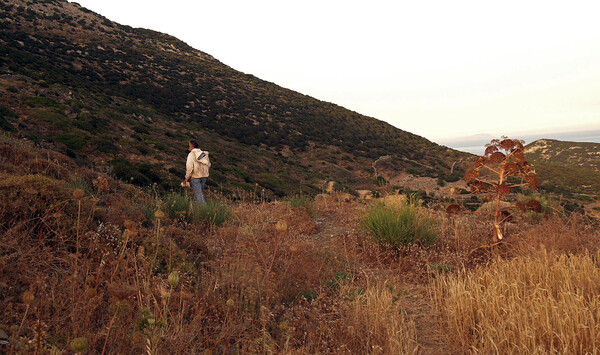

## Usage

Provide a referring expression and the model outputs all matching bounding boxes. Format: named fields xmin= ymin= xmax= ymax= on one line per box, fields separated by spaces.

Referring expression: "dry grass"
xmin=3 ymin=139 xmax=600 ymax=353
xmin=432 ymin=249 xmax=600 ymax=354
xmin=338 ymin=281 xmax=420 ymax=354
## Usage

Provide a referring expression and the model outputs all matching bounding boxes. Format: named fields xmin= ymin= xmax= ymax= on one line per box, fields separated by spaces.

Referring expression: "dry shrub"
xmin=274 ymin=276 xmax=419 ymax=354
xmin=439 ymin=213 xmax=492 ymax=257
xmin=432 ymin=249 xmax=600 ymax=354
xmin=0 ymin=173 xmax=91 ymax=236
xmin=341 ymin=210 xmax=495 ymax=283
xmin=216 ymin=201 xmax=326 ymax=302
xmin=94 ymin=191 xmax=148 ymax=226
xmin=170 ymin=201 xmax=340 ymax=351
xmin=0 ymin=143 xmax=76 ymax=179
xmin=508 ymin=214 xmax=600 ymax=256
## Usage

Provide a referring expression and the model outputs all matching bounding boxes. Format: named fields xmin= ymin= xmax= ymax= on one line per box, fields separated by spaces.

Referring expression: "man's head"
xmin=189 ymin=139 xmax=199 ymax=151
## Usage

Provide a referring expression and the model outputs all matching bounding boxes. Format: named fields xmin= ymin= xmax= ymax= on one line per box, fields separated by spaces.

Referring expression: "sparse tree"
xmin=465 ymin=138 xmax=538 ymax=243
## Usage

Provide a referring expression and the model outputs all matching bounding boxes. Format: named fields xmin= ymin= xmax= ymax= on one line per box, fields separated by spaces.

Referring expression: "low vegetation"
xmin=2 ymin=137 xmax=600 ymax=353
xmin=361 ymin=199 xmax=438 ymax=247
xmin=432 ymin=250 xmax=600 ymax=353
xmin=526 ymin=139 xmax=600 ymax=196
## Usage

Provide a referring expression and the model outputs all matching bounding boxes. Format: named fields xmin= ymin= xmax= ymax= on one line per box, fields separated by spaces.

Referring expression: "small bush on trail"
xmin=361 ymin=201 xmax=438 ymax=247
xmin=285 ymin=194 xmax=314 ymax=216
xmin=190 ymin=200 xmax=231 ymax=226
xmin=163 ymin=193 xmax=230 ymax=226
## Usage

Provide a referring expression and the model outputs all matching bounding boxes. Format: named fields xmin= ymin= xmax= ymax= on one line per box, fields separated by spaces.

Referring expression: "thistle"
xmin=168 ymin=271 xmax=180 ymax=287
xmin=275 ymin=219 xmax=288 ymax=233
xmin=226 ymin=298 xmax=235 ymax=309
xmin=73 ymin=188 xmax=84 ymax=200
xmin=22 ymin=290 xmax=34 ymax=305
xmin=71 ymin=337 xmax=89 ymax=353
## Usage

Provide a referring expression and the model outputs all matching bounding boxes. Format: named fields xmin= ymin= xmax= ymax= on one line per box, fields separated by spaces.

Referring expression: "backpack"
xmin=195 ymin=151 xmax=211 ymax=168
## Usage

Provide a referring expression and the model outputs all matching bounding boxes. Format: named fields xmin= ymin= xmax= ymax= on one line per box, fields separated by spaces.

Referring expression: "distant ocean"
xmin=440 ymin=130 xmax=600 ymax=156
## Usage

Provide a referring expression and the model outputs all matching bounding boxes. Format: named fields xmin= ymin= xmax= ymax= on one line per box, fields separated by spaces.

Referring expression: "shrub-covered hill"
xmin=525 ymin=139 xmax=600 ymax=196
xmin=0 ymin=0 xmax=468 ymax=197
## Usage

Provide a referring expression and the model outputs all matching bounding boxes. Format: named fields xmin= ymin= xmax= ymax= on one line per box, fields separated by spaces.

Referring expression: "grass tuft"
xmin=361 ymin=201 xmax=438 ymax=247
xmin=163 ymin=193 xmax=231 ymax=226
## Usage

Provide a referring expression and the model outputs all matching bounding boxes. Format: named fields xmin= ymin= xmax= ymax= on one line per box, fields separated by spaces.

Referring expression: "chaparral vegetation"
xmin=2 ymin=136 xmax=600 ymax=354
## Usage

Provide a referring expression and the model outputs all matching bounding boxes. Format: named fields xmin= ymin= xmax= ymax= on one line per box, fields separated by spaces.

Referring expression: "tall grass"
xmin=431 ymin=249 xmax=600 ymax=353
xmin=341 ymin=282 xmax=420 ymax=354
xmin=361 ymin=201 xmax=438 ymax=247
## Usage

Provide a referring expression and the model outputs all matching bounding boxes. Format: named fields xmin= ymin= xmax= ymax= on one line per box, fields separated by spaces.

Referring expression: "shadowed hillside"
xmin=0 ymin=0 xmax=468 ymax=197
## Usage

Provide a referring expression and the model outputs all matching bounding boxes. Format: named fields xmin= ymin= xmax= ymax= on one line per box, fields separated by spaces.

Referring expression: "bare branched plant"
xmin=464 ymin=138 xmax=538 ymax=243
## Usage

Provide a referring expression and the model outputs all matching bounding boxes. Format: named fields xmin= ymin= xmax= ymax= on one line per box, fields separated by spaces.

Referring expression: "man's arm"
xmin=184 ymin=152 xmax=194 ymax=181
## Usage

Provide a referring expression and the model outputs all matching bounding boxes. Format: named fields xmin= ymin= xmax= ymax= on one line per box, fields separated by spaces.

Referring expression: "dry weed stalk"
xmin=72 ymin=188 xmax=84 ymax=333
xmin=464 ymin=138 xmax=538 ymax=243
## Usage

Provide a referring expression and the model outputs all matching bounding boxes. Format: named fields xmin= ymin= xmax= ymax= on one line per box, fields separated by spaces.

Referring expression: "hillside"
xmin=526 ymin=139 xmax=600 ymax=196
xmin=0 ymin=0 xmax=468 ymax=197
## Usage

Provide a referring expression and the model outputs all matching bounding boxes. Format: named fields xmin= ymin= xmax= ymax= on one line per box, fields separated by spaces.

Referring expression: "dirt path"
xmin=314 ymin=212 xmax=451 ymax=354
xmin=403 ymin=284 xmax=450 ymax=354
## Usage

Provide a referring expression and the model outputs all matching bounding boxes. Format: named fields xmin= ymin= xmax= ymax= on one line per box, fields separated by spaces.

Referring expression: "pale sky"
xmin=69 ymin=0 xmax=600 ymax=142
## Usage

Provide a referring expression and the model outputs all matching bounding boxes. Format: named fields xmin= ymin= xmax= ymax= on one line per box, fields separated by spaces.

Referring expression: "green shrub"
xmin=190 ymin=200 xmax=231 ymax=226
xmin=163 ymin=193 xmax=191 ymax=219
xmin=110 ymin=158 xmax=152 ymax=186
xmin=139 ymin=202 xmax=156 ymax=227
xmin=428 ymin=263 xmax=453 ymax=273
xmin=23 ymin=96 xmax=64 ymax=108
xmin=361 ymin=202 xmax=438 ymax=247
xmin=163 ymin=193 xmax=230 ymax=226
xmin=69 ymin=176 xmax=92 ymax=195
xmin=56 ymin=132 xmax=88 ymax=151
xmin=0 ymin=105 xmax=17 ymax=132
xmin=255 ymin=173 xmax=286 ymax=197
xmin=370 ymin=176 xmax=387 ymax=186
xmin=516 ymin=193 xmax=559 ymax=216
xmin=333 ymin=181 xmax=358 ymax=196
xmin=92 ymin=136 xmax=119 ymax=154
xmin=285 ymin=194 xmax=314 ymax=216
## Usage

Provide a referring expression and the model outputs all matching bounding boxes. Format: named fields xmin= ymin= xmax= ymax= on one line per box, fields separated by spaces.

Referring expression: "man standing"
xmin=183 ymin=139 xmax=210 ymax=205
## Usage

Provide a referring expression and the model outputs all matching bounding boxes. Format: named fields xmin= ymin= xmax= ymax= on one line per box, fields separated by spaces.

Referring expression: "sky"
xmin=69 ymin=0 xmax=600 ymax=144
